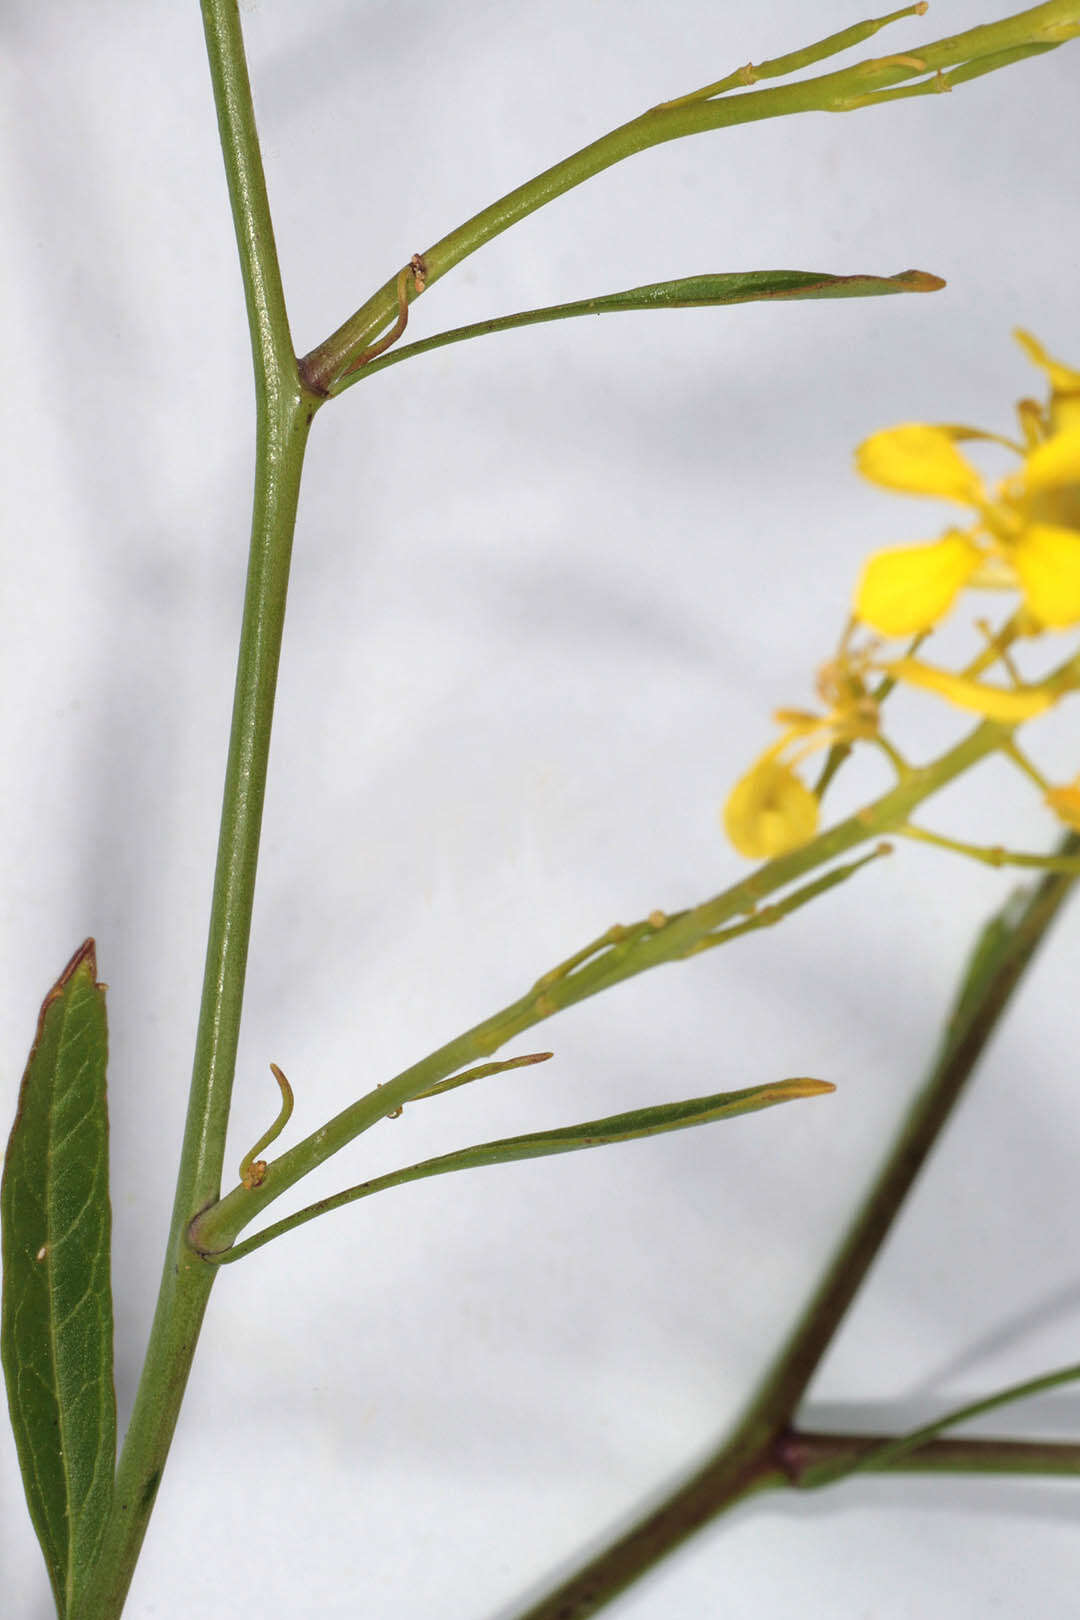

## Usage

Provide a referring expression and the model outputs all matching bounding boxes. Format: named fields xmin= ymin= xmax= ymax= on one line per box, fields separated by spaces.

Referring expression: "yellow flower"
xmin=723 ymin=649 xmax=880 ymax=860
xmin=1046 ymin=777 xmax=1080 ymax=830
xmin=723 ymin=756 xmax=819 ymax=859
xmin=853 ymin=333 xmax=1080 ymax=635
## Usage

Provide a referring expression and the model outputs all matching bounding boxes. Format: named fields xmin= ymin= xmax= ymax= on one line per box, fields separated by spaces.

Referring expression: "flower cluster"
xmin=854 ymin=330 xmax=1080 ymax=637
xmin=723 ymin=332 xmax=1080 ymax=862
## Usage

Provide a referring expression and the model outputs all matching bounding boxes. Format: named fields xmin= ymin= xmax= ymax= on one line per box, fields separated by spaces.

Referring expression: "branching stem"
xmin=71 ymin=5 xmax=321 ymax=1615
xmin=52 ymin=5 xmax=1080 ymax=1617
xmin=507 ymin=837 xmax=1080 ymax=1619
xmin=300 ymin=1 xmax=1080 ymax=392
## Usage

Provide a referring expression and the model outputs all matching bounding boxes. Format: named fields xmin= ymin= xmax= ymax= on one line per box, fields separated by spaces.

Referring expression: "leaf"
xmin=338 ymin=266 xmax=944 ymax=385
xmin=1 ymin=940 xmax=115 ymax=1616
xmin=205 ymin=1075 xmax=835 ymax=1263
xmin=564 ymin=267 xmax=947 ymax=308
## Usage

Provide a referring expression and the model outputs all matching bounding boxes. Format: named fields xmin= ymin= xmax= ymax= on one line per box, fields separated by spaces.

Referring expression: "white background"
xmin=3 ymin=2 xmax=1080 ymax=1615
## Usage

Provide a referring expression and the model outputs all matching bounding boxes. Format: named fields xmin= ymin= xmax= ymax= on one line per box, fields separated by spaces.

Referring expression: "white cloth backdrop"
xmin=2 ymin=2 xmax=1079 ymax=1615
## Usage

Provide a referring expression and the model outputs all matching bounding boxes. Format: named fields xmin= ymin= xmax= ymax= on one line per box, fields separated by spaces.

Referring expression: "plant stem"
xmin=783 ymin=1428 xmax=1080 ymax=1481
xmin=661 ymin=4 xmax=932 ymax=107
xmin=812 ymin=1357 xmax=1080 ymax=1483
xmin=192 ymin=713 xmax=1013 ymax=1254
xmin=899 ymin=822 xmax=1080 ymax=872
xmin=300 ymin=1 xmax=1080 ymax=391
xmin=72 ymin=4 xmax=318 ymax=1615
xmin=507 ymin=837 xmax=1079 ymax=1620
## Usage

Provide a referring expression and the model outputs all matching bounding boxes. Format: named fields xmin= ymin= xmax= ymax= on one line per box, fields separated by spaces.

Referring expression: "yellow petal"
xmin=853 ymin=532 xmax=982 ymax=636
xmin=1014 ymin=330 xmax=1080 ymax=434
xmin=1015 ymin=397 xmax=1046 ymax=449
xmin=1045 ymin=779 xmax=1080 ymax=831
xmin=723 ymin=759 xmax=819 ymax=860
xmin=771 ymin=708 xmax=822 ymax=733
xmin=855 ymin=425 xmax=984 ymax=503
xmin=1012 ymin=523 xmax=1080 ymax=628
xmin=1013 ymin=329 xmax=1080 ymax=393
xmin=883 ymin=659 xmax=1056 ymax=721
xmin=1019 ymin=427 xmax=1080 ymax=494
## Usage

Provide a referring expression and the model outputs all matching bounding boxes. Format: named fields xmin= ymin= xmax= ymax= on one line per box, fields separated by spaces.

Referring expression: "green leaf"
xmin=203 ymin=1075 xmax=835 ymax=1264
xmin=2 ymin=941 xmax=115 ymax=1616
xmin=336 ymin=266 xmax=944 ymax=386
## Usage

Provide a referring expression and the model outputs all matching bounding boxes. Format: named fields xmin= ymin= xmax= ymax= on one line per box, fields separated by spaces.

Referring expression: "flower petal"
xmin=1019 ymin=427 xmax=1080 ymax=494
xmin=883 ymin=659 xmax=1056 ymax=721
xmin=1014 ymin=330 xmax=1080 ymax=434
xmin=855 ymin=425 xmax=984 ymax=502
xmin=853 ymin=532 xmax=982 ymax=636
xmin=723 ymin=759 xmax=818 ymax=860
xmin=1016 ymin=397 xmax=1046 ymax=449
xmin=1013 ymin=523 xmax=1080 ymax=628
xmin=1013 ymin=329 xmax=1080 ymax=393
xmin=1045 ymin=778 xmax=1080 ymax=831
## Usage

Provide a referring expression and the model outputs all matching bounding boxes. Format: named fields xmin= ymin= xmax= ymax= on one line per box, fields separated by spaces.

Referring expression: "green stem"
xmin=505 ymin=836 xmax=1080 ymax=1620
xmin=810 ymin=1358 xmax=1080 ymax=1484
xmin=72 ymin=5 xmax=318 ymax=1616
xmin=899 ymin=821 xmax=1080 ymax=872
xmin=660 ymin=4 xmax=931 ymax=107
xmin=191 ymin=716 xmax=1011 ymax=1255
xmin=299 ymin=1 xmax=1080 ymax=391
xmin=505 ymin=1419 xmax=1080 ymax=1620
xmin=783 ymin=1428 xmax=1080 ymax=1481
xmin=682 ymin=845 xmax=891 ymax=956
